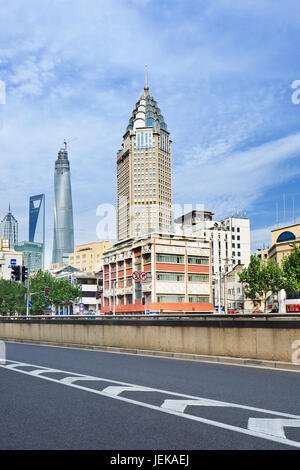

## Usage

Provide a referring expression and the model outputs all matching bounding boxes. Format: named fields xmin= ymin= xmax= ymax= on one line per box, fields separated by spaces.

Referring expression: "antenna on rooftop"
xmin=63 ymin=137 xmax=77 ymax=151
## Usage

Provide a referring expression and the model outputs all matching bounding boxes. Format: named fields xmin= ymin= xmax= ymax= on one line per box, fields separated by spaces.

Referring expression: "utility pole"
xmin=218 ymin=269 xmax=221 ymax=313
xmin=113 ymin=280 xmax=116 ymax=316
xmin=26 ymin=253 xmax=31 ymax=319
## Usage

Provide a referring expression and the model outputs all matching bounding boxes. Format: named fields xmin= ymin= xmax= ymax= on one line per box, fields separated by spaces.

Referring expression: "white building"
xmin=0 ymin=238 xmax=24 ymax=280
xmin=174 ymin=211 xmax=250 ymax=274
xmin=50 ymin=265 xmax=102 ymax=314
xmin=174 ymin=211 xmax=251 ymax=308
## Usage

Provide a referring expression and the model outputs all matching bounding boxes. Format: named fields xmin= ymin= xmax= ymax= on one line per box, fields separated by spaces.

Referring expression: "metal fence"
xmin=0 ymin=313 xmax=300 ymax=321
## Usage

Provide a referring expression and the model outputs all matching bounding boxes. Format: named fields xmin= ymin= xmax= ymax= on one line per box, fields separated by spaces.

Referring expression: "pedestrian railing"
xmin=0 ymin=313 xmax=299 ymax=320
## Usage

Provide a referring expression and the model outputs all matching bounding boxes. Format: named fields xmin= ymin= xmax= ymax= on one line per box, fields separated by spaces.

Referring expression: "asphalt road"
xmin=0 ymin=341 xmax=300 ymax=450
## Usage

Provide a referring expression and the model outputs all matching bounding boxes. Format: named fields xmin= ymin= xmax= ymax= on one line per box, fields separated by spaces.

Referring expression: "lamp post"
xmin=112 ymin=280 xmax=116 ymax=316
xmin=26 ymin=253 xmax=31 ymax=319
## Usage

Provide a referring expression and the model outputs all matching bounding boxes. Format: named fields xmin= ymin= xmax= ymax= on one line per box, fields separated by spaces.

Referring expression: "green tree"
xmin=238 ymin=255 xmax=284 ymax=312
xmin=29 ymin=271 xmax=81 ymax=314
xmin=0 ymin=279 xmax=26 ymax=315
xmin=281 ymin=244 xmax=300 ymax=294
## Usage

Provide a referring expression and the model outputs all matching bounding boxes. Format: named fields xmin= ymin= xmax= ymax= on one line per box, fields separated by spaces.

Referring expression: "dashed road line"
xmin=1 ymin=359 xmax=300 ymax=449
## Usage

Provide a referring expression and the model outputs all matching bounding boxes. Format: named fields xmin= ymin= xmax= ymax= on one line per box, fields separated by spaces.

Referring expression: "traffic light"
xmin=21 ymin=266 xmax=28 ymax=282
xmin=11 ymin=265 xmax=21 ymax=281
xmin=44 ymin=287 xmax=49 ymax=297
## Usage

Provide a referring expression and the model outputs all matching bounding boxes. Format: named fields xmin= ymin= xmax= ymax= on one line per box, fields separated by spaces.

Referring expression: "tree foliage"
xmin=281 ymin=244 xmax=300 ymax=294
xmin=238 ymin=255 xmax=284 ymax=311
xmin=0 ymin=279 xmax=26 ymax=315
xmin=29 ymin=271 xmax=81 ymax=313
xmin=0 ymin=271 xmax=81 ymax=315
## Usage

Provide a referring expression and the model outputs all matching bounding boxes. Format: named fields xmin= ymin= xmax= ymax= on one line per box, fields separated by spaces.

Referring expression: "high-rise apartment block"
xmin=117 ymin=67 xmax=172 ymax=241
xmin=174 ymin=210 xmax=251 ymax=275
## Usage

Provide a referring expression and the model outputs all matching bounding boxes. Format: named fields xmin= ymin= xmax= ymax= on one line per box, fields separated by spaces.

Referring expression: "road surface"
xmin=0 ymin=341 xmax=299 ymax=450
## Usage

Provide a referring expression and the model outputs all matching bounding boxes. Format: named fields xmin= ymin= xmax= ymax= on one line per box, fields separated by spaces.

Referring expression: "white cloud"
xmin=0 ymin=0 xmax=300 ymax=269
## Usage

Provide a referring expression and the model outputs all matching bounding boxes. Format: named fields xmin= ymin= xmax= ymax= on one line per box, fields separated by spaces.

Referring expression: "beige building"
xmin=255 ymin=248 xmax=269 ymax=262
xmin=0 ymin=237 xmax=24 ymax=280
xmin=268 ymin=222 xmax=300 ymax=264
xmin=117 ymin=67 xmax=172 ymax=241
xmin=69 ymin=241 xmax=113 ymax=273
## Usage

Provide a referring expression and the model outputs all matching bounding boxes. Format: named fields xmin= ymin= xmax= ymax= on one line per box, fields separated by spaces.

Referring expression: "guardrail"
xmin=0 ymin=313 xmax=300 ymax=320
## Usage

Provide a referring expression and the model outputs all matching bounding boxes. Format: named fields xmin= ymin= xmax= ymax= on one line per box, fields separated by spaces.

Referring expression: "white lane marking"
xmin=161 ymin=399 xmax=233 ymax=413
xmin=30 ymin=369 xmax=60 ymax=376
xmin=60 ymin=376 xmax=103 ymax=385
xmin=248 ymin=418 xmax=300 ymax=438
xmin=4 ymin=362 xmax=33 ymax=370
xmin=1 ymin=360 xmax=300 ymax=448
xmin=102 ymin=386 xmax=153 ymax=396
xmin=1 ymin=360 xmax=299 ymax=418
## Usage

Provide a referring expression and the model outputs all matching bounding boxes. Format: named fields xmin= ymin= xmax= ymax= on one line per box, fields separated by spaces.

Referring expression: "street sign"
xmin=132 ymin=271 xmax=140 ymax=281
xmin=140 ymin=272 xmax=147 ymax=281
xmin=10 ymin=259 xmax=16 ymax=266
xmin=79 ymin=302 xmax=84 ymax=312
xmin=28 ymin=301 xmax=32 ymax=308
xmin=215 ymin=306 xmax=224 ymax=312
xmin=149 ymin=311 xmax=159 ymax=315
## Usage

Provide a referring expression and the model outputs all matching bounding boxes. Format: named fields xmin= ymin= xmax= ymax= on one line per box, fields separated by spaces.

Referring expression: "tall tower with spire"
xmin=117 ymin=66 xmax=172 ymax=240
xmin=52 ymin=144 xmax=74 ymax=265
xmin=0 ymin=204 xmax=18 ymax=249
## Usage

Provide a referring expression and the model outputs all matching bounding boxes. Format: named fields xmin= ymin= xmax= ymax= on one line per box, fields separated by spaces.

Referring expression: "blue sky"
xmin=0 ymin=0 xmax=300 ymax=267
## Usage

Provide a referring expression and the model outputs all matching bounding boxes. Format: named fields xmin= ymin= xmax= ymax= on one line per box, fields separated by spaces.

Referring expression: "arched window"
xmin=276 ymin=231 xmax=296 ymax=243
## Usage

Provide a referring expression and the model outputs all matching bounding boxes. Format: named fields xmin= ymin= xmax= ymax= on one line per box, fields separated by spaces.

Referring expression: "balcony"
xmin=141 ymin=281 xmax=152 ymax=292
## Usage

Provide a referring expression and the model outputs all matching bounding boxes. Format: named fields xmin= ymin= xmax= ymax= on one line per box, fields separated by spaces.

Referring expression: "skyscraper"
xmin=117 ymin=66 xmax=172 ymax=241
xmin=0 ymin=204 xmax=18 ymax=249
xmin=29 ymin=194 xmax=45 ymax=268
xmin=52 ymin=143 xmax=74 ymax=265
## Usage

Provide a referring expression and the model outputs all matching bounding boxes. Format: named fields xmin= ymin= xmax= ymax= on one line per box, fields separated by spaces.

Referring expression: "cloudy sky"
xmin=0 ymin=0 xmax=300 ymax=267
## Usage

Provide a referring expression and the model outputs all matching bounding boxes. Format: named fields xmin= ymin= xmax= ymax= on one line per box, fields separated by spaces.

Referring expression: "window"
xmin=156 ymin=254 xmax=184 ymax=263
xmin=188 ymin=274 xmax=209 ymax=282
xmin=157 ymin=294 xmax=185 ymax=303
xmin=189 ymin=296 xmax=210 ymax=303
xmin=276 ymin=231 xmax=296 ymax=243
xmin=156 ymin=272 xmax=184 ymax=281
xmin=188 ymin=256 xmax=209 ymax=265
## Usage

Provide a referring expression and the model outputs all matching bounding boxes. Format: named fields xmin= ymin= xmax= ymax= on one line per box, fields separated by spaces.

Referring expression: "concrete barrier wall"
xmin=0 ymin=319 xmax=300 ymax=363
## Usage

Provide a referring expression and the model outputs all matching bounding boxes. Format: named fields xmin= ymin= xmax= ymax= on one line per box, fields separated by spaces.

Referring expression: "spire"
xmin=144 ymin=64 xmax=149 ymax=92
xmin=8 ymin=202 xmax=11 ymax=213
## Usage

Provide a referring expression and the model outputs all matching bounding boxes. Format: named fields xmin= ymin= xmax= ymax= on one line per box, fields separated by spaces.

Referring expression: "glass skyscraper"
xmin=14 ymin=241 xmax=43 ymax=273
xmin=29 ymin=194 xmax=45 ymax=268
xmin=0 ymin=204 xmax=18 ymax=249
xmin=52 ymin=144 xmax=74 ymax=265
